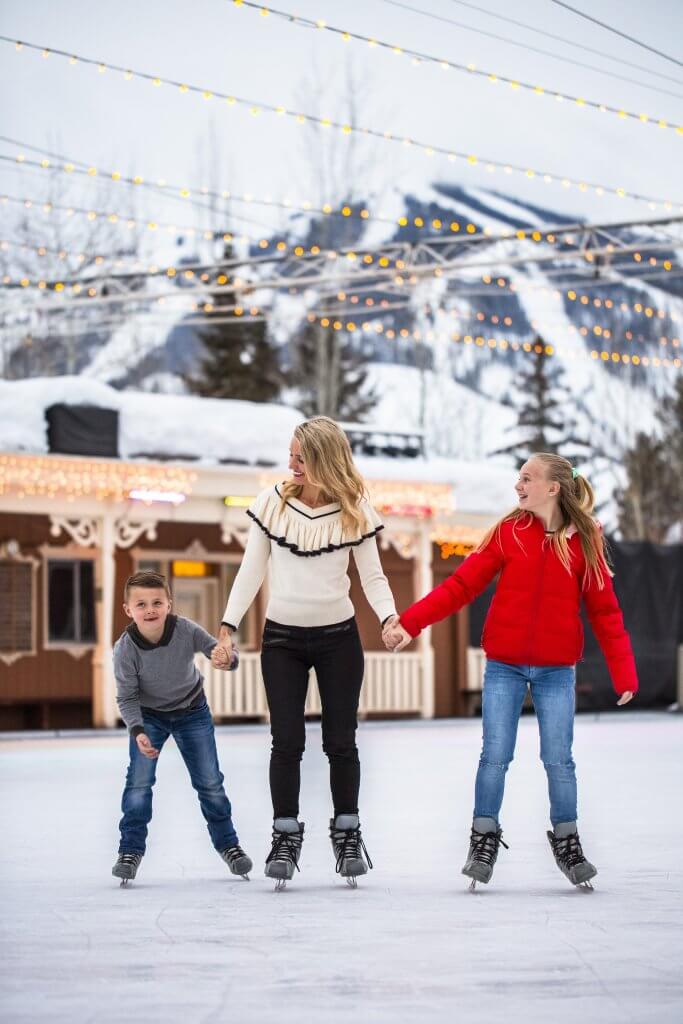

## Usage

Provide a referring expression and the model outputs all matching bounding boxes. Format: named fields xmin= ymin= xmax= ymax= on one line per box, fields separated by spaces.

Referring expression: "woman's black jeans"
xmin=260 ymin=617 xmax=365 ymax=819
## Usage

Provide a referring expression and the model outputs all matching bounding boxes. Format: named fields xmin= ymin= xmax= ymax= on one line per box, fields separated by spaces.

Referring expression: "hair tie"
xmin=572 ymin=468 xmax=580 ymax=480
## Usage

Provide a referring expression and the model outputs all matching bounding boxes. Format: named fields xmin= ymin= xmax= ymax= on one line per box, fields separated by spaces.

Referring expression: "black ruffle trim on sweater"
xmin=246 ymin=509 xmax=384 ymax=557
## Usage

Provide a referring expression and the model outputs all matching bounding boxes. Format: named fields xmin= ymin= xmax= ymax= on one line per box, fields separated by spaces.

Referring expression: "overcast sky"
xmin=1 ymin=0 xmax=682 ymax=244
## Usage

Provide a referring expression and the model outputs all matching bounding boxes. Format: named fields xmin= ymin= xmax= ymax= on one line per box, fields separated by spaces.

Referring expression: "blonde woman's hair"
xmin=477 ymin=452 xmax=612 ymax=590
xmin=280 ymin=416 xmax=367 ymax=534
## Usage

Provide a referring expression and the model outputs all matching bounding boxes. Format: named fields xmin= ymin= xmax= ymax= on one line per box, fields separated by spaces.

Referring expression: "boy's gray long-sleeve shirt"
xmin=113 ymin=616 xmax=217 ymax=735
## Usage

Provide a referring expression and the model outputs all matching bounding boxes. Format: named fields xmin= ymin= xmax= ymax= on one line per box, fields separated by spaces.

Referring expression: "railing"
xmin=201 ymin=650 xmax=425 ymax=720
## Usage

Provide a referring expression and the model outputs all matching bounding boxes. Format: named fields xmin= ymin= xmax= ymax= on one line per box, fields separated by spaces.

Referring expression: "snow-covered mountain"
xmin=2 ymin=178 xmax=680 ymax=519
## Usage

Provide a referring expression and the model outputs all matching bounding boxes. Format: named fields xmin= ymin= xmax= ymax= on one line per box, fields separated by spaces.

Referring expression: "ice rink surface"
xmin=1 ymin=711 xmax=681 ymax=1024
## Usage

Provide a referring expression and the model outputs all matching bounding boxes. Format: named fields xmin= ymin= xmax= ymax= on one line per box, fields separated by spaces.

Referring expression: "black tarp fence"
xmin=468 ymin=540 xmax=681 ymax=710
xmin=46 ymin=404 xmax=119 ymax=458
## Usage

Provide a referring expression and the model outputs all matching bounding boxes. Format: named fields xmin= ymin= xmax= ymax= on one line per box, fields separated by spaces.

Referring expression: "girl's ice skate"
xmin=112 ymin=852 xmax=143 ymax=887
xmin=265 ymin=818 xmax=304 ymax=891
xmin=329 ymin=814 xmax=373 ymax=888
xmin=462 ymin=817 xmax=509 ymax=891
xmin=547 ymin=824 xmax=597 ymax=889
xmin=219 ymin=844 xmax=253 ymax=880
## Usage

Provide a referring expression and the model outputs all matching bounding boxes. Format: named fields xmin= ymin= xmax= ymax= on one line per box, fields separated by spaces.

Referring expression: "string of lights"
xmin=2 ymin=39 xmax=681 ymax=210
xmin=0 ymin=147 xmax=386 ymax=227
xmin=3 ymin=230 xmax=682 ymax=310
xmin=7 ymin=303 xmax=678 ymax=372
xmin=231 ymin=0 xmax=683 ymax=133
xmin=384 ymin=0 xmax=683 ymax=92
xmin=4 ymin=251 xmax=680 ymax=359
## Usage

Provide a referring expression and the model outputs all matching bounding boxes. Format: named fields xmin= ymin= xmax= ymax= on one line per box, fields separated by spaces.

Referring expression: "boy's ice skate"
xmin=329 ymin=814 xmax=373 ymax=888
xmin=219 ymin=844 xmax=253 ymax=880
xmin=112 ymin=852 xmax=143 ymax=887
xmin=264 ymin=818 xmax=304 ymax=891
xmin=462 ymin=817 xmax=509 ymax=890
xmin=547 ymin=823 xmax=597 ymax=889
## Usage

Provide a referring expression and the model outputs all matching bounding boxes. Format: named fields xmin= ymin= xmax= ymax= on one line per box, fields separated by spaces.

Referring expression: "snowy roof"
xmin=0 ymin=377 xmax=517 ymax=515
xmin=0 ymin=377 xmax=303 ymax=468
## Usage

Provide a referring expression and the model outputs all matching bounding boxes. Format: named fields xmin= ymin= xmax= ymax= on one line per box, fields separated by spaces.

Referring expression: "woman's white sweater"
xmin=222 ymin=485 xmax=397 ymax=629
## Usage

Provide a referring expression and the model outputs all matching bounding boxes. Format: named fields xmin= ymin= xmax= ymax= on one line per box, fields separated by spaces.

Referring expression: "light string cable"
xmin=7 ymin=236 xmax=681 ymax=336
xmin=0 ymin=139 xmax=393 ymax=228
xmin=6 ymin=302 xmax=679 ymax=371
xmin=3 ymin=144 xmax=683 ymax=263
xmin=0 ymin=150 xmax=332 ymax=236
xmin=2 ymin=40 xmax=682 ymax=211
xmin=5 ymin=227 xmax=682 ymax=300
xmin=385 ymin=0 xmax=683 ymax=92
xmin=547 ymin=0 xmax=683 ymax=69
xmin=0 ymin=191 xmax=358 ymax=258
xmin=230 ymin=0 xmax=683 ymax=132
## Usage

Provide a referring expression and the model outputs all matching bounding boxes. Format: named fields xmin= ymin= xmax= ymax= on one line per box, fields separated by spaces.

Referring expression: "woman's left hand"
xmin=616 ymin=691 xmax=634 ymax=706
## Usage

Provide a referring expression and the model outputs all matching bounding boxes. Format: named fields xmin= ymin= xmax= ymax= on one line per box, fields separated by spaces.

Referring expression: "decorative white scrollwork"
xmin=379 ymin=530 xmax=419 ymax=560
xmin=49 ymin=517 xmax=100 ymax=547
xmin=115 ymin=520 xmax=158 ymax=550
xmin=220 ymin=521 xmax=250 ymax=548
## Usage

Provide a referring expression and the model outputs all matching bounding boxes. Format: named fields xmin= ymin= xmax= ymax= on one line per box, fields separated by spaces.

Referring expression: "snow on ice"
xmin=0 ymin=713 xmax=681 ymax=1023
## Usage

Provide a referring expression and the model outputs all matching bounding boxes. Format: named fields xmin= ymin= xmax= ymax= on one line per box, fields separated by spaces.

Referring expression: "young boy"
xmin=111 ymin=570 xmax=252 ymax=884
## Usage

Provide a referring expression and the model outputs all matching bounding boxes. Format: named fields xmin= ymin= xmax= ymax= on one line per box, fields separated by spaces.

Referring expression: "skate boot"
xmin=219 ymin=844 xmax=253 ymax=880
xmin=462 ymin=816 xmax=509 ymax=890
xmin=547 ymin=822 xmax=597 ymax=889
xmin=112 ymin=851 xmax=143 ymax=887
xmin=329 ymin=814 xmax=373 ymax=888
xmin=264 ymin=818 xmax=304 ymax=890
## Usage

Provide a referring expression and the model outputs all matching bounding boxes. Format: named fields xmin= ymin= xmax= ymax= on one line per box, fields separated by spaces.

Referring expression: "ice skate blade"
xmin=469 ymin=878 xmax=477 ymax=892
xmin=345 ymin=876 xmax=358 ymax=889
xmin=119 ymin=878 xmax=130 ymax=888
xmin=577 ymin=880 xmax=594 ymax=891
xmin=274 ymin=878 xmax=287 ymax=892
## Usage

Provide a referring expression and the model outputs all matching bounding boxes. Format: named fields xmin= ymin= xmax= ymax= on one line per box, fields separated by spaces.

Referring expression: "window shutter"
xmin=0 ymin=561 xmax=33 ymax=652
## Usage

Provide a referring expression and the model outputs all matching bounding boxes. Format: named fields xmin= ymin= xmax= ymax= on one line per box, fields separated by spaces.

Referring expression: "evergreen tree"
xmin=614 ymin=378 xmax=683 ymax=541
xmin=186 ymin=244 xmax=287 ymax=402
xmin=291 ymin=319 xmax=378 ymax=421
xmin=492 ymin=337 xmax=590 ymax=465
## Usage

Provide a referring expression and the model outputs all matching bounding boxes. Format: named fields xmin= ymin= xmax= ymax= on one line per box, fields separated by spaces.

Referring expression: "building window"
xmin=47 ymin=560 xmax=96 ymax=645
xmin=0 ymin=560 xmax=34 ymax=654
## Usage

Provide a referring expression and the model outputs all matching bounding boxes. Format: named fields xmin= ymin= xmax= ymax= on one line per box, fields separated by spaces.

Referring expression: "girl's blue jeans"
xmin=474 ymin=660 xmax=577 ymax=828
xmin=118 ymin=699 xmax=238 ymax=854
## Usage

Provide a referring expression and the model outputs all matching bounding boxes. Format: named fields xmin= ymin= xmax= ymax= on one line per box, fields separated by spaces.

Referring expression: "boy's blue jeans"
xmin=118 ymin=699 xmax=239 ymax=854
xmin=474 ymin=660 xmax=577 ymax=828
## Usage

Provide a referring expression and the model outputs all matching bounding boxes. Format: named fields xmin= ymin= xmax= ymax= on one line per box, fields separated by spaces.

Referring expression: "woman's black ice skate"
xmin=112 ymin=852 xmax=143 ymax=887
xmin=329 ymin=814 xmax=373 ymax=888
xmin=547 ymin=824 xmax=597 ymax=890
xmin=265 ymin=818 xmax=304 ymax=891
xmin=462 ymin=817 xmax=509 ymax=891
xmin=219 ymin=844 xmax=253 ymax=880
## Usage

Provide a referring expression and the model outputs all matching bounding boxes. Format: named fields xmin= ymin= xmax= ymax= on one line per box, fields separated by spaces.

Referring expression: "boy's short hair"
xmin=124 ymin=570 xmax=171 ymax=602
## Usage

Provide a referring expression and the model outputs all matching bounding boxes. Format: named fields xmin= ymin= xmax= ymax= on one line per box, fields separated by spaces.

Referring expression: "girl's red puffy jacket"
xmin=399 ymin=514 xmax=638 ymax=695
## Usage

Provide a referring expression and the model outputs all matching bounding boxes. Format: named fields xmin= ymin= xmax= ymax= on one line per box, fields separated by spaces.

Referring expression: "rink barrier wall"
xmin=200 ymin=651 xmax=426 ymax=720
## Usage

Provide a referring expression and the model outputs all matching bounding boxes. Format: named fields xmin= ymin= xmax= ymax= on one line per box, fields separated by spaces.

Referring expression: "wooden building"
xmin=0 ymin=381 xmax=514 ymax=730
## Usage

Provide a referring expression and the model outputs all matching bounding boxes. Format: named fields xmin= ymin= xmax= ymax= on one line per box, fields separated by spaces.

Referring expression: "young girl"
xmin=213 ymin=417 xmax=398 ymax=888
xmin=384 ymin=453 xmax=637 ymax=890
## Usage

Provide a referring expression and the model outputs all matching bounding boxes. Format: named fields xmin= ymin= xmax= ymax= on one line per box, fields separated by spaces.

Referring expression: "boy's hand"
xmin=136 ymin=733 xmax=159 ymax=759
xmin=212 ymin=642 xmax=239 ymax=671
xmin=213 ymin=625 xmax=234 ymax=668
xmin=616 ymin=691 xmax=634 ymax=706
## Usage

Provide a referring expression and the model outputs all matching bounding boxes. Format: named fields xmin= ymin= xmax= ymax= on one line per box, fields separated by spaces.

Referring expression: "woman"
xmin=213 ymin=417 xmax=398 ymax=888
xmin=384 ymin=453 xmax=637 ymax=890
